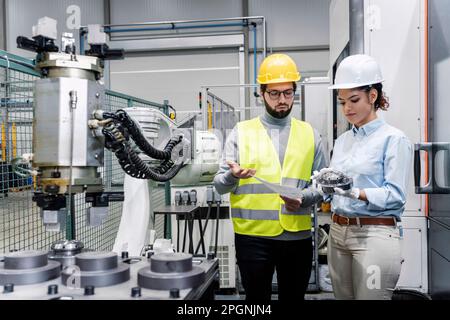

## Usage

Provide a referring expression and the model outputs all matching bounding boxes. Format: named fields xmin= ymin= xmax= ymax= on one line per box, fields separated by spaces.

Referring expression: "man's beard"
xmin=264 ymin=99 xmax=293 ymax=119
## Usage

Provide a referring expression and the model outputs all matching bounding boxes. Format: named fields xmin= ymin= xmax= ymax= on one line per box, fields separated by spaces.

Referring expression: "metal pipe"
xmin=243 ymin=1 xmax=250 ymax=124
xmin=349 ymin=0 xmax=365 ymax=55
xmin=80 ymin=16 xmax=267 ymax=58
xmin=11 ymin=122 xmax=16 ymax=158
xmin=79 ymin=28 xmax=85 ymax=55
xmin=97 ymin=16 xmax=266 ymax=28
xmin=1 ymin=122 xmax=5 ymax=161
xmin=253 ymin=25 xmax=258 ymax=99
xmin=200 ymin=84 xmax=258 ymax=88
xmin=206 ymin=92 xmax=235 ymax=107
xmin=214 ymin=204 xmax=220 ymax=257
xmin=67 ymin=90 xmax=78 ymax=238
xmin=0 ymin=54 xmax=35 ymax=69
xmin=105 ymin=22 xmax=247 ymax=33
xmin=262 ymin=17 xmax=267 ymax=57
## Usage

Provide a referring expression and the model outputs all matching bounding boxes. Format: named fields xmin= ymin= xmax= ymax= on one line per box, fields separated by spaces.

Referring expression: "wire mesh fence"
xmin=0 ymin=51 xmax=168 ymax=253
xmin=0 ymin=59 xmax=66 ymax=252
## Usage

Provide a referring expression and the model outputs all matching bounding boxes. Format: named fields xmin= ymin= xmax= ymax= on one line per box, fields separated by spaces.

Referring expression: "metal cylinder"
xmin=4 ymin=251 xmax=48 ymax=270
xmin=75 ymin=252 xmax=118 ymax=271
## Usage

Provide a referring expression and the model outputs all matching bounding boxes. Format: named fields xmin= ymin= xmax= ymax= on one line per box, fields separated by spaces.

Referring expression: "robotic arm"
xmin=15 ymin=18 xmax=219 ymax=232
xmin=92 ymin=109 xmax=190 ymax=182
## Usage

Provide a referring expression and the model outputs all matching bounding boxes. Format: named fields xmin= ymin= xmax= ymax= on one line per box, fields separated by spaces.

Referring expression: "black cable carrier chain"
xmin=101 ymin=109 xmax=185 ymax=181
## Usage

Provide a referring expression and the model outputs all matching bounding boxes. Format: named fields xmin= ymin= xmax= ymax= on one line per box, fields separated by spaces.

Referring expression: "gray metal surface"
xmin=50 ymin=240 xmax=84 ymax=253
xmin=0 ymin=254 xmax=218 ymax=300
xmin=41 ymin=209 xmax=67 ymax=232
xmin=427 ymin=0 xmax=450 ymax=297
xmin=4 ymin=250 xmax=48 ymax=269
xmin=349 ymin=0 xmax=364 ymax=55
xmin=138 ymin=253 xmax=206 ymax=290
xmin=33 ymin=77 xmax=104 ymax=168
xmin=150 ymin=252 xmax=193 ymax=273
xmin=75 ymin=252 xmax=118 ymax=271
xmin=36 ymin=53 xmax=103 ymax=79
xmin=48 ymin=240 xmax=86 ymax=269
xmin=61 ymin=263 xmax=130 ymax=288
xmin=61 ymin=252 xmax=130 ymax=288
xmin=0 ymin=251 xmax=61 ymax=285
xmin=86 ymin=207 xmax=109 ymax=227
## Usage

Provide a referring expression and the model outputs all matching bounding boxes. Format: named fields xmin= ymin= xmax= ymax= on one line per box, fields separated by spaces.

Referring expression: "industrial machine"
xmin=15 ymin=17 xmax=220 ymax=234
xmin=3 ymin=18 xmax=222 ymax=300
xmin=0 ymin=245 xmax=219 ymax=300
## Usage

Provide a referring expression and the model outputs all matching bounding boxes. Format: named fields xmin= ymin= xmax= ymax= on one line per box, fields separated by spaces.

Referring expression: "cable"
xmin=182 ymin=214 xmax=188 ymax=253
xmin=214 ymin=204 xmax=220 ymax=257
xmin=103 ymin=109 xmax=182 ymax=160
xmin=194 ymin=203 xmax=212 ymax=255
xmin=103 ymin=128 xmax=185 ymax=182
xmin=101 ymin=109 xmax=186 ymax=182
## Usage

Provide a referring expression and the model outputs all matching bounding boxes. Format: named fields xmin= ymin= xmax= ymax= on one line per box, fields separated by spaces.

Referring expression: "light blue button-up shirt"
xmin=330 ymin=118 xmax=413 ymax=220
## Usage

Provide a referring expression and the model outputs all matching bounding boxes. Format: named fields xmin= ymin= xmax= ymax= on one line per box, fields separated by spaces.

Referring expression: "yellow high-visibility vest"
xmin=230 ymin=117 xmax=315 ymax=236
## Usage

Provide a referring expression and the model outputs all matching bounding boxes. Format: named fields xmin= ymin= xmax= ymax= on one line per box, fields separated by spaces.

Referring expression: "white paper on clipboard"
xmin=253 ymin=176 xmax=303 ymax=199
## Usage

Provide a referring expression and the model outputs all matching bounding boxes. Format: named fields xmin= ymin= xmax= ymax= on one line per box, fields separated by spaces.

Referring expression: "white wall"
xmin=110 ymin=50 xmax=241 ymax=112
xmin=329 ymin=0 xmax=349 ymax=64
xmin=249 ymin=0 xmax=330 ymax=48
xmin=110 ymin=0 xmax=243 ymax=24
xmin=364 ymin=0 xmax=427 ymax=292
xmin=108 ymin=0 xmax=331 ymax=81
xmin=364 ymin=0 xmax=423 ymax=215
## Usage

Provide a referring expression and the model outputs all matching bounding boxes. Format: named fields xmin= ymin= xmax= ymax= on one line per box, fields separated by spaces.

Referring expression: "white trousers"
xmin=327 ymin=221 xmax=403 ymax=300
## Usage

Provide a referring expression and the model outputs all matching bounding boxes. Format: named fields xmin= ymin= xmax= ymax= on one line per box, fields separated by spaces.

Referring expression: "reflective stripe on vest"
xmin=230 ymin=117 xmax=315 ymax=236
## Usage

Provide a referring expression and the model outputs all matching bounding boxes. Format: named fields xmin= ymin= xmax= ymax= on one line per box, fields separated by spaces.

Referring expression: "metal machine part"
xmin=171 ymin=131 xmax=221 ymax=186
xmin=16 ymin=22 xmax=126 ymax=231
xmin=0 ymin=251 xmax=60 ymax=285
xmin=33 ymin=67 xmax=105 ymax=194
xmin=48 ymin=240 xmax=85 ymax=269
xmin=40 ymin=208 xmax=67 ymax=232
xmin=18 ymin=19 xmax=219 ymax=233
xmin=99 ymin=108 xmax=192 ymax=181
xmin=61 ymin=252 xmax=130 ymax=288
xmin=137 ymin=253 xmax=205 ymax=290
xmin=316 ymin=170 xmax=353 ymax=193
xmin=0 ymin=250 xmax=218 ymax=300
xmin=85 ymin=192 xmax=125 ymax=226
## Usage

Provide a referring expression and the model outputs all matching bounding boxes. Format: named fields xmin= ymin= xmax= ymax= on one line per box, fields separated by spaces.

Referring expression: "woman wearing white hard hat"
xmin=314 ymin=54 xmax=413 ymax=299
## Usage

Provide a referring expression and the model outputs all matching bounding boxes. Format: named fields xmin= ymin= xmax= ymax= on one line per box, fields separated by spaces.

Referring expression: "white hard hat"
xmin=329 ymin=54 xmax=384 ymax=89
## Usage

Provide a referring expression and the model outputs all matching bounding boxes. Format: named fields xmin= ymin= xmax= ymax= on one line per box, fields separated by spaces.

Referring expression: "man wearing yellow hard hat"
xmin=214 ymin=53 xmax=328 ymax=301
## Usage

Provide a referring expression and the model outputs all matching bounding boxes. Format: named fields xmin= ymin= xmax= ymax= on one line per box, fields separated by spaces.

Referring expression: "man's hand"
xmin=280 ymin=195 xmax=303 ymax=212
xmin=226 ymin=160 xmax=256 ymax=179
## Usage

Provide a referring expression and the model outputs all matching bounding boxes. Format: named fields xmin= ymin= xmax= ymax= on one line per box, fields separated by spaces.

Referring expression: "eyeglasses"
xmin=265 ymin=89 xmax=295 ymax=100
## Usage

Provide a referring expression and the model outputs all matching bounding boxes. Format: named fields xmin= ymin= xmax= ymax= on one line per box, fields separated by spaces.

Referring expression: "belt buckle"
xmin=340 ymin=216 xmax=350 ymax=226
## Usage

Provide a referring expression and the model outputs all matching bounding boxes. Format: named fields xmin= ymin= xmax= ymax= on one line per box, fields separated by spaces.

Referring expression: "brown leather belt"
xmin=332 ymin=213 xmax=396 ymax=226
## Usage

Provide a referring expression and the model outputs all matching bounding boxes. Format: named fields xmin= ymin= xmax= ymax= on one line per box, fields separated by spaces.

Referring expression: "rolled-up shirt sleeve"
xmin=213 ymin=126 xmax=240 ymax=195
xmin=364 ymin=136 xmax=413 ymax=211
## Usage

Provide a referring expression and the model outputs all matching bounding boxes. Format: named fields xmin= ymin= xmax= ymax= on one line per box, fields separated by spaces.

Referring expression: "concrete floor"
xmin=215 ymin=291 xmax=336 ymax=300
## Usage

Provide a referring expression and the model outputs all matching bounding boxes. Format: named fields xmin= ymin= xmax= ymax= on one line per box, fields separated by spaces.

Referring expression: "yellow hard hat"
xmin=257 ymin=53 xmax=301 ymax=84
